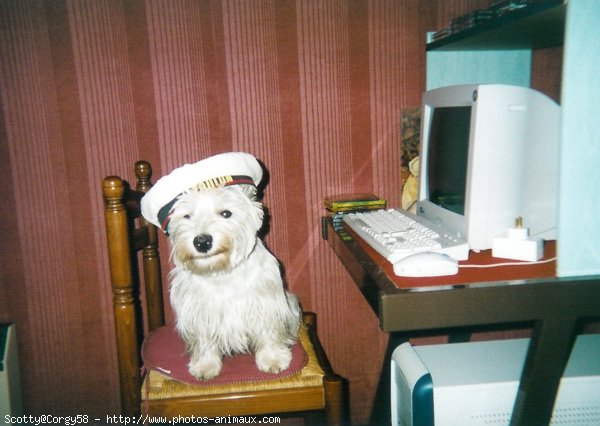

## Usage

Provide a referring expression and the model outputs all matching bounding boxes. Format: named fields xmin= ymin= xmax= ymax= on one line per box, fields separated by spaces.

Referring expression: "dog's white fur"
xmin=167 ymin=185 xmax=301 ymax=380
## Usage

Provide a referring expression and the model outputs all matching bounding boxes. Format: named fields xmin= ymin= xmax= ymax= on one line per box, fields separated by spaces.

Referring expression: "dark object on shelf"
xmin=427 ymin=0 xmax=565 ymax=51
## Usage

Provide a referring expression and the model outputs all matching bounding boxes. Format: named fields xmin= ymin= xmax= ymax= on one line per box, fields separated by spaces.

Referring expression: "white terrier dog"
xmin=164 ymin=183 xmax=301 ymax=380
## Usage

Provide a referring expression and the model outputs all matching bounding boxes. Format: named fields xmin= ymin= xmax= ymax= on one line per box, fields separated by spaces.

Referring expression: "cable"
xmin=459 ymin=257 xmax=556 ymax=269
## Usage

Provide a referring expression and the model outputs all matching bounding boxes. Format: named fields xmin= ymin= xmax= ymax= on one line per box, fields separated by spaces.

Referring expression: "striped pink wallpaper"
xmin=0 ymin=0 xmax=490 ymax=422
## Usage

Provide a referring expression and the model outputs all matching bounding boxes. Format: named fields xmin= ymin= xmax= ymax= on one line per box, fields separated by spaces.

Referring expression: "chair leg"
xmin=303 ymin=312 xmax=348 ymax=425
xmin=324 ymin=374 xmax=347 ymax=426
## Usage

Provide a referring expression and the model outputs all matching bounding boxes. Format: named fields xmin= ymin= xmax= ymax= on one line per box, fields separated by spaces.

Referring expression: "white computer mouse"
xmin=393 ymin=252 xmax=459 ymax=277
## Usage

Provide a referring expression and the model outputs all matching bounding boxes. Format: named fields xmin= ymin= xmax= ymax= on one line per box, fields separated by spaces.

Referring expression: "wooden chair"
xmin=102 ymin=161 xmax=346 ymax=425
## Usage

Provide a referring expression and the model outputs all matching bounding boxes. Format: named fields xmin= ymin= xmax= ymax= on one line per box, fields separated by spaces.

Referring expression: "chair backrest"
xmin=102 ymin=161 xmax=164 ymax=415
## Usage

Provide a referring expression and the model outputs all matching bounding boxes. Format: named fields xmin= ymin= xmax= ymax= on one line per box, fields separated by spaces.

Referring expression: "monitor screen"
xmin=427 ymin=106 xmax=471 ymax=216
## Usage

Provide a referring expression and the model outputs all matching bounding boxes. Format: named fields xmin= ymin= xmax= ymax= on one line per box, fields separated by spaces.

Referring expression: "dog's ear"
xmin=238 ymin=184 xmax=259 ymax=201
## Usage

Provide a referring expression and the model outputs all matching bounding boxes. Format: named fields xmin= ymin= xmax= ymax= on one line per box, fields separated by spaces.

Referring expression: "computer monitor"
xmin=417 ymin=84 xmax=560 ymax=251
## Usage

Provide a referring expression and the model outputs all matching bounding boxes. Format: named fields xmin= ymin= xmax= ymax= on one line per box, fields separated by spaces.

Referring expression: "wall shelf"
xmin=427 ymin=1 xmax=565 ymax=51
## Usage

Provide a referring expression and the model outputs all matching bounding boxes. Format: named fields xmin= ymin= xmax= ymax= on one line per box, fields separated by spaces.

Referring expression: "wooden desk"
xmin=325 ymin=219 xmax=600 ymax=426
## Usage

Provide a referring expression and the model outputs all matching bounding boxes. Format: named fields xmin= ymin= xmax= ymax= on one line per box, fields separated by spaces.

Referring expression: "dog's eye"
xmin=220 ymin=210 xmax=232 ymax=218
xmin=183 ymin=214 xmax=191 ymax=219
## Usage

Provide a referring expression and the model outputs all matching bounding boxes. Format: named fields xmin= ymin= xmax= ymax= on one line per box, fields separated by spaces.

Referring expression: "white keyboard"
xmin=343 ymin=209 xmax=469 ymax=263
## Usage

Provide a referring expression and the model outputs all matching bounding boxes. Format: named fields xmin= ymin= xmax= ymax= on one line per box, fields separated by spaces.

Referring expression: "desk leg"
xmin=510 ymin=317 xmax=578 ymax=426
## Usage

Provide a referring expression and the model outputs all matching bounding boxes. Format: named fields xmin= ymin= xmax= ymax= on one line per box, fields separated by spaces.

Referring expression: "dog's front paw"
xmin=255 ymin=345 xmax=293 ymax=374
xmin=188 ymin=351 xmax=223 ymax=380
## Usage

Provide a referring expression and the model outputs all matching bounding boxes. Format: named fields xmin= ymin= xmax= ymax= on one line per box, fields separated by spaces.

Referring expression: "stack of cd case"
xmin=324 ymin=193 xmax=386 ymax=232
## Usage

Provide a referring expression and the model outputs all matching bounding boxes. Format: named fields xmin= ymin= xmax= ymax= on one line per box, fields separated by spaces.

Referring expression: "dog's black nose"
xmin=193 ymin=234 xmax=213 ymax=253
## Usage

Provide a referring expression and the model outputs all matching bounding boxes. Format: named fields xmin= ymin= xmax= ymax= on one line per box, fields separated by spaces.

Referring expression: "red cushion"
xmin=142 ymin=324 xmax=308 ymax=386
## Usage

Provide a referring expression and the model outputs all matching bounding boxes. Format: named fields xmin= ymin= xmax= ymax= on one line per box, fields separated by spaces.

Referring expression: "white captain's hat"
xmin=141 ymin=152 xmax=263 ymax=234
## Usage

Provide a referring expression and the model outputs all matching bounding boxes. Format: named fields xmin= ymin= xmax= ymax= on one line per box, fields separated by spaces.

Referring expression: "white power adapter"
xmin=492 ymin=217 xmax=544 ymax=261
